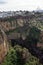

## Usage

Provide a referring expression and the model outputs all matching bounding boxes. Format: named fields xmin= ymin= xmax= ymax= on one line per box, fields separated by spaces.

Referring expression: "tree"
xmin=27 ymin=26 xmax=41 ymax=46
xmin=1 ymin=45 xmax=43 ymax=65
xmin=2 ymin=49 xmax=17 ymax=65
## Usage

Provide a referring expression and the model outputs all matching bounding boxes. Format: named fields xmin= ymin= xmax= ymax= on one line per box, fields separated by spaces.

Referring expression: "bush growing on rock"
xmin=1 ymin=45 xmax=43 ymax=65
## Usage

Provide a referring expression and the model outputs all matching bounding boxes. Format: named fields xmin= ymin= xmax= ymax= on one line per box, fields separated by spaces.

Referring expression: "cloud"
xmin=0 ymin=2 xmax=6 ymax=4
xmin=0 ymin=0 xmax=7 ymax=4
xmin=0 ymin=0 xmax=43 ymax=11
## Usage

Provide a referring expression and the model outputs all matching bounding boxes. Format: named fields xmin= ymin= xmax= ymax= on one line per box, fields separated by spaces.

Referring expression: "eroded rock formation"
xmin=0 ymin=26 xmax=9 ymax=63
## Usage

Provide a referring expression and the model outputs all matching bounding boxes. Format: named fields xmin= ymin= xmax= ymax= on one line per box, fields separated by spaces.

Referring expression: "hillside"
xmin=0 ymin=11 xmax=43 ymax=64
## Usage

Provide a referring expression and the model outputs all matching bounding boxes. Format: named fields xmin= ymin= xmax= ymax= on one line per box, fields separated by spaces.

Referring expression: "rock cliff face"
xmin=0 ymin=15 xmax=43 ymax=32
xmin=0 ymin=16 xmax=33 ymax=40
xmin=0 ymin=13 xmax=43 ymax=63
xmin=0 ymin=17 xmax=30 ymax=31
xmin=0 ymin=15 xmax=43 ymax=46
xmin=0 ymin=28 xmax=9 ymax=63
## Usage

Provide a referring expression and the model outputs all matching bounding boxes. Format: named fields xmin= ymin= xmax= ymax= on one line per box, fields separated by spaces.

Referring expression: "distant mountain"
xmin=35 ymin=7 xmax=43 ymax=13
xmin=35 ymin=10 xmax=43 ymax=13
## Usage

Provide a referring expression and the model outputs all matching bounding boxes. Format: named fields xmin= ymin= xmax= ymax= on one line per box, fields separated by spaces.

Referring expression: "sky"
xmin=0 ymin=0 xmax=43 ymax=11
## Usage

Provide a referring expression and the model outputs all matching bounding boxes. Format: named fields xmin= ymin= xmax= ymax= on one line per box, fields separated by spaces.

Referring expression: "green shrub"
xmin=1 ymin=45 xmax=43 ymax=65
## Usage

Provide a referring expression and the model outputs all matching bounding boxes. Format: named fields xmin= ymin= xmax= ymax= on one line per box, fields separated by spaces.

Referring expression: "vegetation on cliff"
xmin=1 ymin=45 xmax=43 ymax=65
xmin=0 ymin=12 xmax=43 ymax=65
